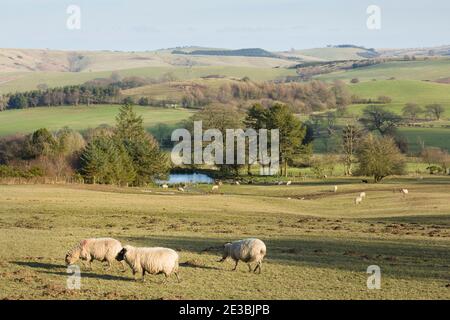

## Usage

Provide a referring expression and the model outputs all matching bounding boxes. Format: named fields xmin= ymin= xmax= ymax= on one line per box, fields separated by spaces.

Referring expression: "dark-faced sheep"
xmin=116 ymin=245 xmax=180 ymax=282
xmin=219 ymin=238 xmax=266 ymax=274
xmin=65 ymin=238 xmax=125 ymax=271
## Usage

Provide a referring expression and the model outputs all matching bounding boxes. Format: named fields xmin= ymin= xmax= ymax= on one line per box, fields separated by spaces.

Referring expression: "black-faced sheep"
xmin=65 ymin=238 xmax=125 ymax=270
xmin=219 ymin=238 xmax=266 ymax=274
xmin=116 ymin=245 xmax=180 ymax=282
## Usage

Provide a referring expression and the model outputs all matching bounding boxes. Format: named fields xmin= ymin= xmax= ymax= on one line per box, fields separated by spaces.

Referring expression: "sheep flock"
xmin=65 ymin=237 xmax=267 ymax=283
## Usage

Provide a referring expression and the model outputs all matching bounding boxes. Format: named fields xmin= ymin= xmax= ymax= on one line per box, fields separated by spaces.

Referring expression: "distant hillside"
xmin=172 ymin=48 xmax=278 ymax=58
xmin=0 ymin=48 xmax=293 ymax=74
xmin=278 ymin=47 xmax=378 ymax=62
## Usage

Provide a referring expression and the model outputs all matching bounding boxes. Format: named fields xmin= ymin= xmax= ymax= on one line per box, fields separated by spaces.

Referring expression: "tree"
xmin=402 ymin=103 xmax=423 ymax=121
xmin=332 ymin=80 xmax=351 ymax=108
xmin=115 ymin=104 xmax=169 ymax=185
xmin=425 ymin=104 xmax=444 ymax=120
xmin=356 ymin=134 xmax=406 ymax=182
xmin=191 ymin=104 xmax=244 ymax=176
xmin=341 ymin=124 xmax=363 ymax=176
xmin=265 ymin=103 xmax=306 ymax=177
xmin=81 ymin=135 xmax=136 ymax=185
xmin=8 ymin=94 xmax=28 ymax=109
xmin=359 ymin=105 xmax=402 ymax=136
xmin=378 ymin=96 xmax=392 ymax=104
xmin=420 ymin=147 xmax=450 ymax=174
xmin=29 ymin=128 xmax=57 ymax=157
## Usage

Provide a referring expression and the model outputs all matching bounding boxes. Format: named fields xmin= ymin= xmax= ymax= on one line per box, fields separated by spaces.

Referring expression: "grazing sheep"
xmin=211 ymin=185 xmax=219 ymax=192
xmin=219 ymin=238 xmax=266 ymax=274
xmin=360 ymin=192 xmax=366 ymax=199
xmin=116 ymin=245 xmax=180 ymax=282
xmin=178 ymin=187 xmax=185 ymax=192
xmin=401 ymin=189 xmax=409 ymax=196
xmin=333 ymin=185 xmax=338 ymax=193
xmin=286 ymin=181 xmax=292 ymax=186
xmin=65 ymin=238 xmax=124 ymax=270
xmin=235 ymin=181 xmax=240 ymax=185
xmin=162 ymin=184 xmax=169 ymax=189
xmin=354 ymin=196 xmax=363 ymax=205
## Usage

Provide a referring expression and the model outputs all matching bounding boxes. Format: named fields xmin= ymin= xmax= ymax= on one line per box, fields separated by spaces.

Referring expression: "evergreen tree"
xmin=114 ymin=104 xmax=169 ymax=185
xmin=80 ymin=135 xmax=135 ymax=185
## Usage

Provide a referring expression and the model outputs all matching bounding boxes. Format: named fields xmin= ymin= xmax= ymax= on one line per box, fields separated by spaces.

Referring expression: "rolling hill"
xmin=0 ymin=105 xmax=193 ymax=137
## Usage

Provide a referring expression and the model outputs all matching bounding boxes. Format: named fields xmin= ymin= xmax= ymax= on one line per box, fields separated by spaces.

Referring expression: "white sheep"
xmin=360 ymin=192 xmax=366 ymax=198
xmin=116 ymin=245 xmax=180 ymax=282
xmin=178 ymin=187 xmax=185 ymax=192
xmin=401 ymin=189 xmax=409 ymax=196
xmin=354 ymin=196 xmax=363 ymax=205
xmin=277 ymin=181 xmax=283 ymax=185
xmin=65 ymin=238 xmax=124 ymax=270
xmin=162 ymin=184 xmax=169 ymax=189
xmin=219 ymin=238 xmax=267 ymax=274
xmin=286 ymin=181 xmax=292 ymax=186
xmin=333 ymin=185 xmax=338 ymax=193
xmin=235 ymin=181 xmax=240 ymax=185
xmin=211 ymin=185 xmax=219 ymax=192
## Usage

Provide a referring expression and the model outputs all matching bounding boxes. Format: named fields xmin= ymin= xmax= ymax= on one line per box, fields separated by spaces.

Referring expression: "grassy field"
xmin=0 ymin=66 xmax=296 ymax=94
xmin=317 ymin=59 xmax=450 ymax=82
xmin=347 ymin=80 xmax=450 ymax=116
xmin=0 ymin=105 xmax=194 ymax=136
xmin=343 ymin=79 xmax=450 ymax=153
xmin=0 ymin=178 xmax=448 ymax=300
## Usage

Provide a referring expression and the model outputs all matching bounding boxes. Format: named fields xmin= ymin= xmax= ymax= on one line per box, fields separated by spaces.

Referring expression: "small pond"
xmin=157 ymin=173 xmax=214 ymax=184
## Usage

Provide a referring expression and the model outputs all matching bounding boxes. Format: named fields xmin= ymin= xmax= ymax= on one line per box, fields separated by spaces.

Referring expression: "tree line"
xmin=181 ymin=79 xmax=351 ymax=113
xmin=0 ymin=104 xmax=169 ymax=185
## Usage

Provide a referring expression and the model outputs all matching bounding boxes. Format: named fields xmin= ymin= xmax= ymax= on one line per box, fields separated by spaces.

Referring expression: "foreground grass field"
xmin=0 ymin=105 xmax=193 ymax=136
xmin=0 ymin=178 xmax=448 ymax=299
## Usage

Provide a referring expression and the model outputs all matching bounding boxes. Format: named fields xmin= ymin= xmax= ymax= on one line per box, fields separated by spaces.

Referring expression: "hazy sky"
xmin=1 ymin=0 xmax=449 ymax=51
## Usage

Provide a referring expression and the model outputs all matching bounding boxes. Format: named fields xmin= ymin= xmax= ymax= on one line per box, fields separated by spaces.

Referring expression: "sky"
xmin=0 ymin=0 xmax=449 ymax=51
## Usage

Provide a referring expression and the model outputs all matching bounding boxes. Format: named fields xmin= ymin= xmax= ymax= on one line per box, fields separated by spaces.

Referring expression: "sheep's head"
xmin=65 ymin=248 xmax=80 ymax=265
xmin=218 ymin=243 xmax=231 ymax=262
xmin=116 ymin=248 xmax=127 ymax=261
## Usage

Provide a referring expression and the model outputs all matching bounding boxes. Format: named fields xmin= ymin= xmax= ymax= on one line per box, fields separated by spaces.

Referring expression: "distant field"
xmin=399 ymin=127 xmax=450 ymax=153
xmin=0 ymin=105 xmax=193 ymax=136
xmin=348 ymin=80 xmax=450 ymax=113
xmin=0 ymin=66 xmax=296 ymax=94
xmin=316 ymin=59 xmax=450 ymax=82
xmin=123 ymin=78 xmax=237 ymax=101
xmin=0 ymin=180 xmax=448 ymax=299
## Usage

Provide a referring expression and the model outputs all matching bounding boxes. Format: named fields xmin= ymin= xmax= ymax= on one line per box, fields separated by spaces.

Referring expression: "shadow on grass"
xmin=12 ymin=261 xmax=133 ymax=282
xmin=122 ymin=234 xmax=450 ymax=282
xmin=179 ymin=261 xmax=222 ymax=270
xmin=361 ymin=214 xmax=450 ymax=226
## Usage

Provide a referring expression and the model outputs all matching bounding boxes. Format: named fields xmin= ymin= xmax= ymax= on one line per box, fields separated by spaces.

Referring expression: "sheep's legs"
xmin=174 ymin=272 xmax=181 ymax=283
xmin=86 ymin=259 xmax=93 ymax=271
xmin=119 ymin=260 xmax=127 ymax=272
xmin=247 ymin=263 xmax=252 ymax=272
xmin=104 ymin=261 xmax=112 ymax=271
xmin=132 ymin=270 xmax=139 ymax=281
xmin=254 ymin=261 xmax=262 ymax=274
xmin=232 ymin=260 xmax=239 ymax=271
